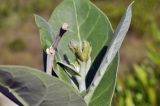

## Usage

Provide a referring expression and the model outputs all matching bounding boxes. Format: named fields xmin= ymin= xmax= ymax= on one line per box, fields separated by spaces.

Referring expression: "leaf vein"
xmin=79 ymin=3 xmax=91 ymax=28
xmin=73 ymin=0 xmax=81 ymax=42
xmin=86 ymin=15 xmax=101 ymax=39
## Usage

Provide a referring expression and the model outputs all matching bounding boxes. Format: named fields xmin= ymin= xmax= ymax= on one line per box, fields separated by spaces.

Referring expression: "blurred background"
xmin=0 ymin=0 xmax=159 ymax=105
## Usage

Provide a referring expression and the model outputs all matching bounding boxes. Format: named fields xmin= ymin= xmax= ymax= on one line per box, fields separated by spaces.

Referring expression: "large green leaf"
xmin=0 ymin=65 xmax=86 ymax=106
xmin=88 ymin=55 xmax=119 ymax=106
xmin=48 ymin=0 xmax=113 ymax=63
xmin=35 ymin=14 xmax=53 ymax=50
xmin=35 ymin=0 xmax=115 ymax=85
xmin=86 ymin=2 xmax=133 ymax=106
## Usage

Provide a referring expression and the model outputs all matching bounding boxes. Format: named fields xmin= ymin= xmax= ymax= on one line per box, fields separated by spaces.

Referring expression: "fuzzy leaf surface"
xmin=48 ymin=0 xmax=114 ymax=63
xmin=0 ymin=65 xmax=86 ymax=106
xmin=87 ymin=2 xmax=133 ymax=106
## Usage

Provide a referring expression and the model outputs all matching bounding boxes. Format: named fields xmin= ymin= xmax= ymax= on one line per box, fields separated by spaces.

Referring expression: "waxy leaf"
xmin=100 ymin=2 xmax=133 ymax=66
xmin=0 ymin=65 xmax=86 ymax=106
xmin=35 ymin=15 xmax=53 ymax=49
xmin=35 ymin=0 xmax=116 ymax=86
xmin=48 ymin=0 xmax=113 ymax=63
xmin=86 ymin=2 xmax=133 ymax=106
xmin=35 ymin=15 xmax=73 ymax=83
xmin=88 ymin=55 xmax=119 ymax=106
xmin=57 ymin=61 xmax=80 ymax=76
xmin=35 ymin=0 xmax=132 ymax=105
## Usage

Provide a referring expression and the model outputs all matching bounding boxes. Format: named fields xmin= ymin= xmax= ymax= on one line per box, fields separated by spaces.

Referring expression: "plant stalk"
xmin=76 ymin=61 xmax=86 ymax=92
xmin=46 ymin=23 xmax=68 ymax=75
xmin=76 ymin=58 xmax=91 ymax=93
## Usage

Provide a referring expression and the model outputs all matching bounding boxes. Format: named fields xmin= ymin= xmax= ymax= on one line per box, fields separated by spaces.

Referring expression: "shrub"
xmin=0 ymin=0 xmax=133 ymax=105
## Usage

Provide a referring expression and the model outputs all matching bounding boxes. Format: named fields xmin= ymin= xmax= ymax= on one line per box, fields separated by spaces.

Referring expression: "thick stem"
xmin=46 ymin=23 xmax=68 ymax=75
xmin=51 ymin=23 xmax=68 ymax=49
xmin=77 ymin=77 xmax=86 ymax=92
xmin=76 ymin=61 xmax=86 ymax=93
xmin=46 ymin=53 xmax=55 ymax=75
xmin=76 ymin=58 xmax=91 ymax=93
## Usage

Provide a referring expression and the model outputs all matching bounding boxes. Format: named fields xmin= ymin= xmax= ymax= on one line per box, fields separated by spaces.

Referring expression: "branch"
xmin=46 ymin=23 xmax=68 ymax=75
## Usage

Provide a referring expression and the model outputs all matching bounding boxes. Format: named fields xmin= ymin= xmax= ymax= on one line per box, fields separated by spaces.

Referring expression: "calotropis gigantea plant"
xmin=0 ymin=0 xmax=133 ymax=106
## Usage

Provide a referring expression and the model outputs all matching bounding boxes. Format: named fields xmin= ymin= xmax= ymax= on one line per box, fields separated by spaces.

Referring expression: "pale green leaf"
xmin=0 ymin=65 xmax=86 ymax=106
xmin=34 ymin=15 xmax=53 ymax=50
xmin=35 ymin=0 xmax=115 ymax=84
xmin=87 ymin=2 xmax=133 ymax=106
xmin=48 ymin=0 xmax=113 ymax=63
xmin=57 ymin=62 xmax=80 ymax=76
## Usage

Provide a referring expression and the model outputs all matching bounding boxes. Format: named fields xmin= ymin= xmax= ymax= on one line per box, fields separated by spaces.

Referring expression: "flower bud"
xmin=69 ymin=40 xmax=91 ymax=62
xmin=82 ymin=41 xmax=92 ymax=62
xmin=69 ymin=40 xmax=80 ymax=53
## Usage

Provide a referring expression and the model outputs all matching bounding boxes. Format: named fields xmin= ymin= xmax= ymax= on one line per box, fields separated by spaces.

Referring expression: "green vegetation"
xmin=0 ymin=0 xmax=160 ymax=105
xmin=0 ymin=0 xmax=132 ymax=105
xmin=0 ymin=0 xmax=160 ymax=35
xmin=113 ymin=21 xmax=160 ymax=106
xmin=94 ymin=0 xmax=160 ymax=35
xmin=8 ymin=38 xmax=26 ymax=52
xmin=0 ymin=0 xmax=60 ymax=27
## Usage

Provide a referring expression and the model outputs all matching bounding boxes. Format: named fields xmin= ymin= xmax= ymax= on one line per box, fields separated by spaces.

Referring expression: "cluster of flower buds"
xmin=69 ymin=40 xmax=92 ymax=62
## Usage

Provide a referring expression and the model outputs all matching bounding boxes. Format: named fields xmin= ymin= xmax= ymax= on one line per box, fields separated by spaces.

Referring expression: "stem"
xmin=52 ymin=23 xmax=68 ymax=49
xmin=77 ymin=78 xmax=86 ymax=92
xmin=46 ymin=23 xmax=68 ymax=75
xmin=76 ymin=58 xmax=91 ymax=93
xmin=76 ymin=61 xmax=86 ymax=92
xmin=46 ymin=54 xmax=54 ymax=75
